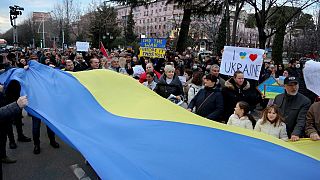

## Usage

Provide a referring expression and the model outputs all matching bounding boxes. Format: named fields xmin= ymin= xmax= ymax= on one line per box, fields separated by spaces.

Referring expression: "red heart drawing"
xmin=249 ymin=54 xmax=258 ymax=61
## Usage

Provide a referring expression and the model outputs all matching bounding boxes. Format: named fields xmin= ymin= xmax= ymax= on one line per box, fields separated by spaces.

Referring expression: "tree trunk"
xmin=258 ymin=27 xmax=267 ymax=49
xmin=225 ymin=0 xmax=230 ymax=45
xmin=231 ymin=1 xmax=244 ymax=46
xmin=272 ymin=25 xmax=286 ymax=64
xmin=176 ymin=8 xmax=192 ymax=53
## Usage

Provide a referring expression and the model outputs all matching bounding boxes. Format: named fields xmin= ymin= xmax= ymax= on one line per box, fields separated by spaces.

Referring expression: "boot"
xmin=9 ymin=141 xmax=17 ymax=149
xmin=1 ymin=156 xmax=17 ymax=163
xmin=33 ymin=145 xmax=41 ymax=154
xmin=17 ymin=135 xmax=31 ymax=142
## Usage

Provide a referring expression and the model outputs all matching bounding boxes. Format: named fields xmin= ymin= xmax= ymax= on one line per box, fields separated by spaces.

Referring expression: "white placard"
xmin=220 ymin=46 xmax=265 ymax=80
xmin=76 ymin=42 xmax=90 ymax=52
xmin=133 ymin=65 xmax=145 ymax=77
xmin=178 ymin=76 xmax=186 ymax=84
xmin=303 ymin=60 xmax=320 ymax=96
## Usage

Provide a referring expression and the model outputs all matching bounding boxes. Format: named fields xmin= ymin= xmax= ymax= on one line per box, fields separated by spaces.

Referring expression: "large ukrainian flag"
xmin=0 ymin=61 xmax=319 ymax=180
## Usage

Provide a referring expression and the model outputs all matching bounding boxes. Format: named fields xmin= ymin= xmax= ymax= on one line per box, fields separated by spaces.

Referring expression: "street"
xmin=3 ymin=113 xmax=99 ymax=180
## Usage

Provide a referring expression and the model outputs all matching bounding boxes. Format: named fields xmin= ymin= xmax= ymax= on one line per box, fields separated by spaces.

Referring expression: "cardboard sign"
xmin=220 ymin=46 xmax=265 ymax=80
xmin=139 ymin=47 xmax=166 ymax=58
xmin=140 ymin=38 xmax=166 ymax=48
xmin=257 ymin=77 xmax=284 ymax=99
xmin=76 ymin=42 xmax=89 ymax=52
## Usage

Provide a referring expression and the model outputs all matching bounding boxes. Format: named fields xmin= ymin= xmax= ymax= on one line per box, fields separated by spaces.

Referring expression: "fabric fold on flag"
xmin=0 ymin=61 xmax=319 ymax=180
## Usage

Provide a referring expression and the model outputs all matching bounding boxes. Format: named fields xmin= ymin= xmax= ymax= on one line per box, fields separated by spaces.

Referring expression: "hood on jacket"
xmin=224 ymin=78 xmax=250 ymax=90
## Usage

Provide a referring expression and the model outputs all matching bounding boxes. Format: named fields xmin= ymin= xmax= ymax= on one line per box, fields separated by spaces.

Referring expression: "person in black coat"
xmin=0 ymin=91 xmax=28 ymax=179
xmin=222 ymin=70 xmax=259 ymax=122
xmin=274 ymin=76 xmax=311 ymax=141
xmin=187 ymin=74 xmax=224 ymax=121
xmin=154 ymin=65 xmax=184 ymax=100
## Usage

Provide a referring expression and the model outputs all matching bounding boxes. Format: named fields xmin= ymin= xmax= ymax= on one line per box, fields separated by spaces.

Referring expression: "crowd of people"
xmin=0 ymin=47 xmax=320 ymax=178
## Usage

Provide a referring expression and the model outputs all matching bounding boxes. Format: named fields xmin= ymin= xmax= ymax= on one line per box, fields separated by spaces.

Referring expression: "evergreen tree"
xmin=125 ymin=8 xmax=137 ymax=45
xmin=216 ymin=13 xmax=227 ymax=56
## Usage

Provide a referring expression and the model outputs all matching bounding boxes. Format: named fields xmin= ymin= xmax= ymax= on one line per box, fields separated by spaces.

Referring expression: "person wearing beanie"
xmin=187 ymin=74 xmax=224 ymax=121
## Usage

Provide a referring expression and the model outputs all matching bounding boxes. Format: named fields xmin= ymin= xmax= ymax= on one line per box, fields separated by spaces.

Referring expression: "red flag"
xmin=100 ymin=41 xmax=108 ymax=57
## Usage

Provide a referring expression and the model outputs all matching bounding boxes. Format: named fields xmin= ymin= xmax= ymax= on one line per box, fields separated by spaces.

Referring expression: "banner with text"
xmin=139 ymin=38 xmax=166 ymax=58
xmin=140 ymin=38 xmax=166 ymax=48
xmin=139 ymin=47 xmax=166 ymax=58
xmin=220 ymin=46 xmax=265 ymax=80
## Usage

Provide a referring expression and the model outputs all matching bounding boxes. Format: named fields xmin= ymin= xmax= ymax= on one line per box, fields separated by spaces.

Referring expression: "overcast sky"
xmin=0 ymin=0 xmax=97 ymax=33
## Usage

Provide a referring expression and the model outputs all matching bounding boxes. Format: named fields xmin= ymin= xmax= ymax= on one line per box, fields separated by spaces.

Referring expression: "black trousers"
xmin=31 ymin=116 xmax=55 ymax=145
xmin=0 ymin=122 xmax=11 ymax=159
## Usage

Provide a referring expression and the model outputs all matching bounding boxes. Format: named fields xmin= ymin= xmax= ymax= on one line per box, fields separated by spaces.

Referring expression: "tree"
xmin=268 ymin=6 xmax=298 ymax=64
xmin=246 ymin=0 xmax=319 ymax=49
xmin=125 ymin=7 xmax=137 ymax=45
xmin=88 ymin=4 xmax=121 ymax=48
xmin=112 ymin=0 xmax=224 ymax=53
xmin=231 ymin=0 xmax=246 ymax=46
xmin=216 ymin=13 xmax=227 ymax=55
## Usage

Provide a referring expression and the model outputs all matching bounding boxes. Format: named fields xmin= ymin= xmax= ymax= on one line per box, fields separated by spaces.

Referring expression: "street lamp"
xmin=9 ymin=5 xmax=24 ymax=48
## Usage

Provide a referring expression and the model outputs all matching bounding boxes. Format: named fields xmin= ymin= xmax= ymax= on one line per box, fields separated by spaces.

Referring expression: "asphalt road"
xmin=3 ymin=114 xmax=100 ymax=180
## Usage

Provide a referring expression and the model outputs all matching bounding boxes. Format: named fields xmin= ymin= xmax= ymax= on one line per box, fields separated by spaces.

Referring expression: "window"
xmin=155 ymin=25 xmax=157 ymax=29
xmin=163 ymin=17 xmax=166 ymax=21
xmin=155 ymin=18 xmax=157 ymax=22
xmin=163 ymin=7 xmax=167 ymax=11
xmin=147 ymin=19 xmax=149 ymax=23
xmin=143 ymin=19 xmax=145 ymax=23
xmin=140 ymin=20 xmax=141 ymax=24
xmin=156 ymin=9 xmax=158 ymax=13
xmin=163 ymin=25 xmax=166 ymax=29
xmin=159 ymin=25 xmax=161 ymax=29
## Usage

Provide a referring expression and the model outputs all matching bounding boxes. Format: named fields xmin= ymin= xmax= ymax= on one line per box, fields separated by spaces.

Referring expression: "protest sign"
xmin=140 ymin=38 xmax=166 ymax=48
xmin=76 ymin=42 xmax=89 ymax=52
xmin=139 ymin=38 xmax=166 ymax=58
xmin=178 ymin=76 xmax=186 ymax=85
xmin=139 ymin=47 xmax=166 ymax=58
xmin=303 ymin=60 xmax=320 ymax=96
xmin=257 ymin=77 xmax=284 ymax=99
xmin=133 ymin=65 xmax=145 ymax=77
xmin=220 ymin=46 xmax=265 ymax=80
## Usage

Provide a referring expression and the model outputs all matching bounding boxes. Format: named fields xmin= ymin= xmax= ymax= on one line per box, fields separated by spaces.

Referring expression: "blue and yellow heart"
xmin=239 ymin=52 xmax=247 ymax=59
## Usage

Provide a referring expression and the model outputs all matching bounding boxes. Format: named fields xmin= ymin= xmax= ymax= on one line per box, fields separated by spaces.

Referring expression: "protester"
xmin=187 ymin=74 xmax=224 ymax=121
xmin=210 ymin=64 xmax=225 ymax=89
xmin=154 ymin=65 xmax=184 ymax=100
xmin=88 ymin=57 xmax=100 ymax=70
xmin=305 ymin=101 xmax=320 ymax=141
xmin=64 ymin=60 xmax=75 ymax=72
xmin=227 ymin=101 xmax=254 ymax=129
xmin=254 ymin=105 xmax=288 ymax=141
xmin=139 ymin=63 xmax=161 ymax=83
xmin=143 ymin=72 xmax=157 ymax=90
xmin=187 ymin=71 xmax=203 ymax=104
xmin=274 ymin=76 xmax=311 ymax=141
xmin=0 ymin=93 xmax=28 ymax=165
xmin=222 ymin=70 xmax=258 ymax=122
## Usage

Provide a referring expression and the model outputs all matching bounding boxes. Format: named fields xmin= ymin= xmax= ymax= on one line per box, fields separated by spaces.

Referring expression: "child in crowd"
xmin=254 ymin=105 xmax=288 ymax=141
xmin=143 ymin=72 xmax=157 ymax=90
xmin=227 ymin=101 xmax=255 ymax=130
